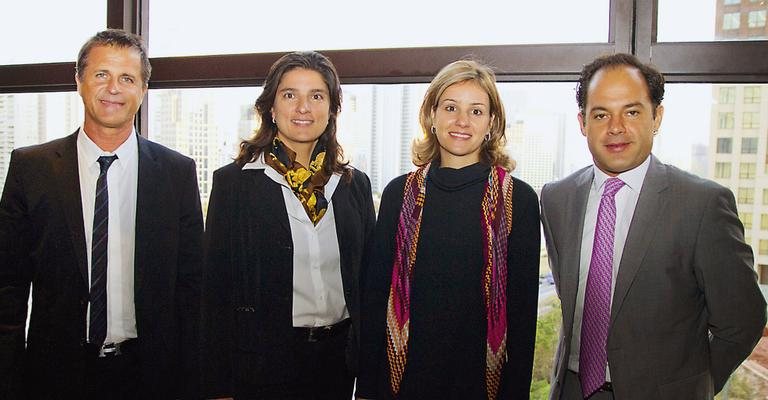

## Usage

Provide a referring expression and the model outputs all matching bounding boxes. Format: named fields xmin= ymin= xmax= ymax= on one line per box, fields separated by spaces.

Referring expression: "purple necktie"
xmin=580 ymin=177 xmax=624 ymax=398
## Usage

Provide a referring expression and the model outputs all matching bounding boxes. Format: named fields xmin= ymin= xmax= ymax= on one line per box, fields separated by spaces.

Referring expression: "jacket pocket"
xmin=658 ymin=370 xmax=714 ymax=399
xmin=233 ymin=305 xmax=260 ymax=352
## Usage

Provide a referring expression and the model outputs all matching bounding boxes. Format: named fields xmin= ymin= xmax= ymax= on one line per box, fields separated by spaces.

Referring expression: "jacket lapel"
xmin=55 ymin=131 xmax=90 ymax=287
xmin=134 ymin=135 xmax=160 ymax=292
xmin=560 ymin=167 xmax=593 ymax=329
xmin=610 ymin=155 xmax=669 ymax=324
xmin=330 ymin=179 xmax=355 ymax=291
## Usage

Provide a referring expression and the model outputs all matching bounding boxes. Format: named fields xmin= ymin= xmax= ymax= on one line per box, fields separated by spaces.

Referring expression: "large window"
xmin=0 ymin=92 xmax=81 ymax=190
xmin=658 ymin=0 xmax=768 ymax=41
xmin=2 ymin=1 xmax=768 ymax=398
xmin=148 ymin=0 xmax=610 ymax=57
xmin=0 ymin=1 xmax=105 ymax=65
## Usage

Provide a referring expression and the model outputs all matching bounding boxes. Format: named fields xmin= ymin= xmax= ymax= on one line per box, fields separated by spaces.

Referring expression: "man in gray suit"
xmin=541 ymin=53 xmax=766 ymax=400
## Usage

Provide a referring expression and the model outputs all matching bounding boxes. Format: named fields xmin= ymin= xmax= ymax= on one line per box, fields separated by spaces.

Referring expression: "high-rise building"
xmin=0 ymin=95 xmax=15 ymax=191
xmin=0 ymin=94 xmax=47 ymax=191
xmin=506 ymin=112 xmax=566 ymax=191
xmin=709 ymin=0 xmax=768 ymax=284
xmin=716 ymin=0 xmax=768 ymax=40
xmin=151 ymin=90 xmax=221 ymax=211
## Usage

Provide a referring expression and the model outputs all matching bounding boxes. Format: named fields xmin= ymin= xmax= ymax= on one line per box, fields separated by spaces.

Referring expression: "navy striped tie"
xmin=89 ymin=155 xmax=117 ymax=347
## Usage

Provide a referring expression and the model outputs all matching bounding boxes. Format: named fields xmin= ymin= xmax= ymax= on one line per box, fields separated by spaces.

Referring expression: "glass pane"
xmin=658 ymin=0 xmax=768 ymax=42
xmin=144 ymin=83 xmax=766 ymax=398
xmin=147 ymin=84 xmax=591 ymax=212
xmin=0 ymin=1 xmax=106 ymax=64
xmin=148 ymin=0 xmax=609 ymax=57
xmin=0 ymin=92 xmax=82 ymax=190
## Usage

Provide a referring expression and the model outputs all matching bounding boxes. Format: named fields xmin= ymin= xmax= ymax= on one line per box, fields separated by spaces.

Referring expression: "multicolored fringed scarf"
xmin=385 ymin=163 xmax=514 ymax=400
xmin=265 ymin=137 xmax=331 ymax=225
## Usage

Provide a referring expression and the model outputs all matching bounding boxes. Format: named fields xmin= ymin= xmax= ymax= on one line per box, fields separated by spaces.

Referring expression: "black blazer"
xmin=0 ymin=131 xmax=204 ymax=399
xmin=200 ymin=162 xmax=376 ymax=398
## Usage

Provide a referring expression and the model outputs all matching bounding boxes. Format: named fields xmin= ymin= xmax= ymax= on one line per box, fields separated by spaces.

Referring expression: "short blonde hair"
xmin=412 ymin=59 xmax=514 ymax=170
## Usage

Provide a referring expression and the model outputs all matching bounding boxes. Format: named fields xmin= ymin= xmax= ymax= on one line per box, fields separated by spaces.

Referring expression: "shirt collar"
xmin=77 ymin=127 xmax=138 ymax=170
xmin=242 ymin=153 xmax=269 ymax=170
xmin=591 ymin=154 xmax=651 ymax=194
xmin=242 ymin=153 xmax=341 ymax=198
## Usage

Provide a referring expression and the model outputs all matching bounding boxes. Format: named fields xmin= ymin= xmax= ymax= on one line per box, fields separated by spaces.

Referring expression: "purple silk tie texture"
xmin=579 ymin=177 xmax=625 ymax=398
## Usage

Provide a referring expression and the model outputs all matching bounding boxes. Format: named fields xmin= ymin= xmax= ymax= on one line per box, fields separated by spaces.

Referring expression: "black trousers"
xmin=84 ymin=340 xmax=141 ymax=400
xmin=236 ymin=325 xmax=354 ymax=400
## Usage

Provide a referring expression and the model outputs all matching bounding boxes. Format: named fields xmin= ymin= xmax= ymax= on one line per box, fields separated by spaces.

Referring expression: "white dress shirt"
xmin=243 ymin=154 xmax=349 ymax=327
xmin=568 ymin=156 xmax=651 ymax=379
xmin=77 ymin=128 xmax=138 ymax=344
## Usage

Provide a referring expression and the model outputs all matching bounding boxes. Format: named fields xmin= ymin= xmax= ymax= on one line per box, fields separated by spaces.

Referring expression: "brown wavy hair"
xmin=235 ymin=51 xmax=348 ymax=176
xmin=413 ymin=59 xmax=514 ymax=170
xmin=76 ymin=29 xmax=151 ymax=86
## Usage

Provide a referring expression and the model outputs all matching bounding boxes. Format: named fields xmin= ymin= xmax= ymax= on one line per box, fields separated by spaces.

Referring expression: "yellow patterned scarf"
xmin=265 ymin=138 xmax=331 ymax=224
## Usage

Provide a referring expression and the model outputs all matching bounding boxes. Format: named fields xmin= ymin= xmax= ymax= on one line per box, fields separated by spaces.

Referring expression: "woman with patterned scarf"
xmin=357 ymin=60 xmax=540 ymax=400
xmin=201 ymin=51 xmax=375 ymax=399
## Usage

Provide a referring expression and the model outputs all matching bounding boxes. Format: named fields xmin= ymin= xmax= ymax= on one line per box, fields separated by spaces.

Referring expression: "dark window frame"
xmin=1 ymin=0 xmax=767 ymax=137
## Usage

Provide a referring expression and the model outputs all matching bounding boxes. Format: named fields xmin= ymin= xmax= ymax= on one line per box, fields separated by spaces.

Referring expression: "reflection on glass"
xmin=0 ymin=1 xmax=105 ymax=64
xmin=148 ymin=84 xmax=592 ymax=210
xmin=148 ymin=0 xmax=609 ymax=57
xmin=0 ymin=92 xmax=82 ymax=190
xmin=658 ymin=0 xmax=768 ymax=41
xmin=0 ymin=81 xmax=765 ymax=397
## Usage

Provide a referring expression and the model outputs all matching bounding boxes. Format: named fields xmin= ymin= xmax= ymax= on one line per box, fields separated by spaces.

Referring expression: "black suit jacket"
xmin=200 ymin=162 xmax=375 ymax=398
xmin=0 ymin=131 xmax=204 ymax=399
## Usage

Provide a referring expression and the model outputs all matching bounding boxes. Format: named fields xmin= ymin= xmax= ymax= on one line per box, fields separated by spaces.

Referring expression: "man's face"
xmin=76 ymin=45 xmax=147 ymax=135
xmin=578 ymin=65 xmax=664 ymax=176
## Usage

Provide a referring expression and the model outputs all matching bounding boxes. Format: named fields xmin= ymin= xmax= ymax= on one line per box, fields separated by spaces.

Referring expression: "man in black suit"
xmin=0 ymin=29 xmax=203 ymax=399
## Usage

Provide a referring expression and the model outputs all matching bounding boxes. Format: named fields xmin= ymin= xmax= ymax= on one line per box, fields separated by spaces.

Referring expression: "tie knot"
xmin=97 ymin=155 xmax=118 ymax=173
xmin=603 ymin=177 xmax=624 ymax=198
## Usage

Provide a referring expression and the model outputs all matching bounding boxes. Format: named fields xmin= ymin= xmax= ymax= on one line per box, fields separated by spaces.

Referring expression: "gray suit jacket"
xmin=541 ymin=155 xmax=766 ymax=400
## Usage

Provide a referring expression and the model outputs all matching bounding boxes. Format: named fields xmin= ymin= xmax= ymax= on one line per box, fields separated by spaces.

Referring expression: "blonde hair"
xmin=412 ymin=59 xmax=514 ymax=170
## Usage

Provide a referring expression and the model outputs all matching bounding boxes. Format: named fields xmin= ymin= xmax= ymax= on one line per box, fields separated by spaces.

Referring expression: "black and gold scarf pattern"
xmin=265 ymin=138 xmax=331 ymax=225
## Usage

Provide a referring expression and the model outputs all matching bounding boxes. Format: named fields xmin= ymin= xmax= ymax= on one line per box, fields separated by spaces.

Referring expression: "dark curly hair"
xmin=576 ymin=53 xmax=665 ymax=121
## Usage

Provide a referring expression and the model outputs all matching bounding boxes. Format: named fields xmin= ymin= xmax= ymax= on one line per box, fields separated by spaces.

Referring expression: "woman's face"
xmin=432 ymin=80 xmax=491 ymax=168
xmin=271 ymin=68 xmax=331 ymax=154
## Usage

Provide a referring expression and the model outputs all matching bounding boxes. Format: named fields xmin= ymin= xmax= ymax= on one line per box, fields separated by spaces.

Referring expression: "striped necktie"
xmin=89 ymin=154 xmax=118 ymax=347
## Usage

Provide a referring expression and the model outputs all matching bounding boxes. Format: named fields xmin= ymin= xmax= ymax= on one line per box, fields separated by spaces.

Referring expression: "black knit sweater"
xmin=358 ymin=162 xmax=541 ymax=399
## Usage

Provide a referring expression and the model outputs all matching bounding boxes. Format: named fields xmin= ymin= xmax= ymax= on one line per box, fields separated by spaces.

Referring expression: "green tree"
xmin=530 ymin=299 xmax=562 ymax=399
